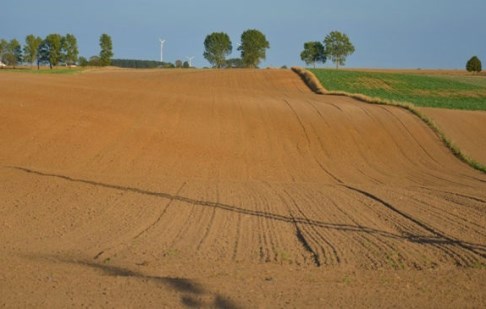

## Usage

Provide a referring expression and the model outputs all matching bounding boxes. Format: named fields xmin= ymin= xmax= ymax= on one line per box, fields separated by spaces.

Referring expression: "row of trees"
xmin=0 ymin=33 xmax=113 ymax=69
xmin=300 ymin=31 xmax=355 ymax=69
xmin=203 ymin=29 xmax=270 ymax=68
xmin=110 ymin=59 xmax=174 ymax=68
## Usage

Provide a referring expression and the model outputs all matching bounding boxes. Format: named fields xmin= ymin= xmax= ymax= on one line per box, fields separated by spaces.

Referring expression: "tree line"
xmin=300 ymin=31 xmax=355 ymax=69
xmin=0 ymin=33 xmax=113 ymax=69
xmin=203 ymin=29 xmax=270 ymax=68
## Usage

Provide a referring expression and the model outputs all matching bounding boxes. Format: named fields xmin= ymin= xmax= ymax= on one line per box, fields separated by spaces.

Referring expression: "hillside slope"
xmin=0 ymin=69 xmax=485 ymax=307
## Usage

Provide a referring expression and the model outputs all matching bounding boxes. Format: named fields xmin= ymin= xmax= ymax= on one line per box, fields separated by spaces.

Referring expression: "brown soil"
xmin=1 ymin=69 xmax=485 ymax=308
xmin=420 ymin=107 xmax=486 ymax=166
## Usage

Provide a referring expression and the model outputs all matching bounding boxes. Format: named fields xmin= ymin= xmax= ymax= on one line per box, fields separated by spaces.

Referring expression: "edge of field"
xmin=291 ymin=66 xmax=486 ymax=174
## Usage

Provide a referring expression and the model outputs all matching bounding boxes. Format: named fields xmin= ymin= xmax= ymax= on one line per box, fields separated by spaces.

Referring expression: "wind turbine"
xmin=159 ymin=38 xmax=166 ymax=62
xmin=186 ymin=56 xmax=194 ymax=67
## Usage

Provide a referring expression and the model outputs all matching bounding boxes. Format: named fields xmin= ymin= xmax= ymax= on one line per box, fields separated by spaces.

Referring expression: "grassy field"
xmin=310 ymin=69 xmax=486 ymax=110
xmin=0 ymin=67 xmax=84 ymax=74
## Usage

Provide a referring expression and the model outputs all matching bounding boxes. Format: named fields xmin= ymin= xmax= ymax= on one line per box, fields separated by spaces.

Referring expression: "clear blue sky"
xmin=1 ymin=0 xmax=485 ymax=68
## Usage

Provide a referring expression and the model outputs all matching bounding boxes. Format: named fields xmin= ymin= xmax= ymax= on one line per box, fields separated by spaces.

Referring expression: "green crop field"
xmin=310 ymin=69 xmax=486 ymax=110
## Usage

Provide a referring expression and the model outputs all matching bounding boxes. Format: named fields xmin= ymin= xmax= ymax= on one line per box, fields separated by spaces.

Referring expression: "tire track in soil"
xmin=342 ymin=185 xmax=486 ymax=264
xmin=336 ymin=186 xmax=476 ymax=267
xmin=94 ymin=181 xmax=187 ymax=260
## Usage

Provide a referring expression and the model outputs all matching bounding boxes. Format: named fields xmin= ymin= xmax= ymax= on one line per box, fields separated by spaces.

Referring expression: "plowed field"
xmin=420 ymin=107 xmax=486 ymax=166
xmin=1 ymin=69 xmax=485 ymax=307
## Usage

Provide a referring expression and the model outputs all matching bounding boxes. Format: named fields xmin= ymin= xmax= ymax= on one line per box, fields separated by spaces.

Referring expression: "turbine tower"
xmin=159 ymin=38 xmax=166 ymax=62
xmin=186 ymin=56 xmax=194 ymax=67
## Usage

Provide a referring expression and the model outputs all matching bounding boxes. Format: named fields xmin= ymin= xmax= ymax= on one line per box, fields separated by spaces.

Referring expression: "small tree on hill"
xmin=300 ymin=41 xmax=326 ymax=68
xmin=466 ymin=56 xmax=482 ymax=73
xmin=99 ymin=33 xmax=113 ymax=66
xmin=238 ymin=29 xmax=270 ymax=68
xmin=175 ymin=59 xmax=183 ymax=68
xmin=203 ymin=32 xmax=232 ymax=68
xmin=324 ymin=31 xmax=355 ymax=69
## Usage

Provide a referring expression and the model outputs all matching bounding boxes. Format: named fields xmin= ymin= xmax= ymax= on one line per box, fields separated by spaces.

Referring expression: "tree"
xmin=23 ymin=35 xmax=42 ymax=68
xmin=238 ymin=29 xmax=270 ymax=68
xmin=324 ymin=31 xmax=355 ymax=69
xmin=78 ymin=56 xmax=88 ymax=67
xmin=183 ymin=61 xmax=190 ymax=68
xmin=203 ymin=32 xmax=232 ymax=68
xmin=2 ymin=39 xmax=23 ymax=68
xmin=225 ymin=58 xmax=243 ymax=68
xmin=39 ymin=34 xmax=63 ymax=69
xmin=62 ymin=34 xmax=79 ymax=66
xmin=466 ymin=56 xmax=482 ymax=73
xmin=175 ymin=59 xmax=183 ymax=68
xmin=89 ymin=55 xmax=100 ymax=66
xmin=300 ymin=41 xmax=326 ymax=68
xmin=99 ymin=33 xmax=113 ymax=66
xmin=0 ymin=39 xmax=8 ymax=63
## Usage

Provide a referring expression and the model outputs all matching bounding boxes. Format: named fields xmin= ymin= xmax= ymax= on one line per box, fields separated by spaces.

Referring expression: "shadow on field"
xmin=23 ymin=253 xmax=240 ymax=309
xmin=9 ymin=165 xmax=486 ymax=262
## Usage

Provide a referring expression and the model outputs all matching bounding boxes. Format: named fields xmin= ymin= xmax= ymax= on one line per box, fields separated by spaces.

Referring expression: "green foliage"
xmin=78 ymin=56 xmax=88 ymax=67
xmin=466 ymin=56 xmax=482 ymax=73
xmin=111 ymin=59 xmax=174 ymax=68
xmin=323 ymin=31 xmax=355 ymax=69
xmin=39 ymin=34 xmax=63 ymax=69
xmin=62 ymin=34 xmax=79 ymax=66
xmin=175 ymin=59 xmax=183 ymax=68
xmin=89 ymin=55 xmax=100 ymax=66
xmin=1 ymin=39 xmax=23 ymax=67
xmin=203 ymin=32 xmax=232 ymax=68
xmin=239 ymin=29 xmax=270 ymax=68
xmin=99 ymin=33 xmax=113 ymax=66
xmin=183 ymin=61 xmax=190 ymax=68
xmin=310 ymin=69 xmax=486 ymax=110
xmin=224 ymin=58 xmax=243 ymax=68
xmin=23 ymin=35 xmax=42 ymax=67
xmin=0 ymin=39 xmax=8 ymax=65
xmin=300 ymin=41 xmax=326 ymax=68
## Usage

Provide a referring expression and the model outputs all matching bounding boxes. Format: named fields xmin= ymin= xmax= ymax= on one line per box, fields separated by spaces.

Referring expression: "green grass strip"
xmin=0 ymin=67 xmax=84 ymax=75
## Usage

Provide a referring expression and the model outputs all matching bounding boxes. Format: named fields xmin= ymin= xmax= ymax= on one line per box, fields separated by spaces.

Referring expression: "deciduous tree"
xmin=203 ymin=32 xmax=232 ymax=68
xmin=62 ymin=34 xmax=79 ymax=66
xmin=466 ymin=56 xmax=482 ymax=73
xmin=3 ymin=39 xmax=23 ymax=68
xmin=99 ymin=33 xmax=113 ymax=66
xmin=300 ymin=41 xmax=326 ymax=68
xmin=324 ymin=31 xmax=355 ymax=69
xmin=39 ymin=34 xmax=63 ymax=69
xmin=78 ymin=56 xmax=88 ymax=67
xmin=23 ymin=35 xmax=42 ymax=68
xmin=238 ymin=29 xmax=270 ymax=68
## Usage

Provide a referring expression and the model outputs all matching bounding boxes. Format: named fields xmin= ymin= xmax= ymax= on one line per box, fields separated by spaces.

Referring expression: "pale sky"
xmin=1 ymin=0 xmax=485 ymax=68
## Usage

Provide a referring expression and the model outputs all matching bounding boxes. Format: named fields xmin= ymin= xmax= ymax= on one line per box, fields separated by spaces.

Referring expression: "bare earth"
xmin=0 ymin=69 xmax=485 ymax=308
xmin=420 ymin=107 xmax=486 ymax=167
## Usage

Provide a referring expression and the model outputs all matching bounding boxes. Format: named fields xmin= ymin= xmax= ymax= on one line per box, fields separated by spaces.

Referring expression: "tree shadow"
xmin=22 ymin=253 xmax=240 ymax=309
